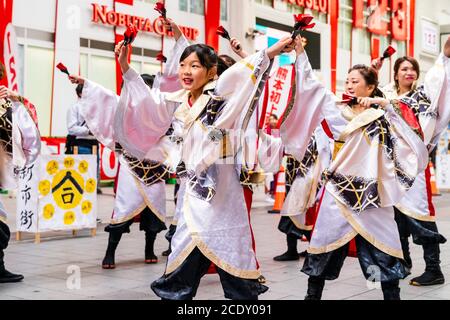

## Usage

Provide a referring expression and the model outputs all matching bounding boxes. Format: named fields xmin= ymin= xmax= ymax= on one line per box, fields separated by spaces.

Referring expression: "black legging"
xmin=151 ymin=247 xmax=268 ymax=300
xmin=302 ymin=235 xmax=408 ymax=282
xmin=0 ymin=221 xmax=10 ymax=251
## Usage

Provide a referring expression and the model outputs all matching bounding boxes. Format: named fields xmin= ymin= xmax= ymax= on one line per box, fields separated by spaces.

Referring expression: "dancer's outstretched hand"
xmin=115 ymin=40 xmax=130 ymax=74
xmin=371 ymin=58 xmax=384 ymax=71
xmin=163 ymin=18 xmax=183 ymax=40
xmin=0 ymin=85 xmax=20 ymax=101
xmin=294 ymin=35 xmax=305 ymax=56
xmin=357 ymin=97 xmax=389 ymax=109
xmin=68 ymin=75 xmax=85 ymax=85
xmin=267 ymin=36 xmax=295 ymax=59
xmin=230 ymin=37 xmax=248 ymax=58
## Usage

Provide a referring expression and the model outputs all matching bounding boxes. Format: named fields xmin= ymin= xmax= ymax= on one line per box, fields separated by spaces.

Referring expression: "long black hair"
xmin=180 ymin=44 xmax=218 ymax=70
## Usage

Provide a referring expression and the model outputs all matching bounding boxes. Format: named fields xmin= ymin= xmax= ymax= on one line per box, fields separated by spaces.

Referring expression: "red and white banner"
xmin=260 ymin=63 xmax=295 ymax=129
xmin=0 ymin=0 xmax=21 ymax=92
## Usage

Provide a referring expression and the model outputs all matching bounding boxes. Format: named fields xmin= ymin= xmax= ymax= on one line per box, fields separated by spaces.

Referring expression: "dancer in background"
xmin=281 ymin=36 xmax=428 ymax=300
xmin=0 ymin=66 xmax=41 ymax=282
xmin=67 ymin=19 xmax=189 ymax=269
xmin=371 ymin=37 xmax=450 ymax=286
xmin=114 ymin=35 xmax=295 ymax=299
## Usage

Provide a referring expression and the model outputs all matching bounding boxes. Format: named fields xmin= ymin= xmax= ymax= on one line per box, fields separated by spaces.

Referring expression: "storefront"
xmin=249 ymin=0 xmax=415 ymax=93
xmin=1 ymin=0 xmax=231 ymax=138
xmin=0 ymin=0 xmax=230 ymax=180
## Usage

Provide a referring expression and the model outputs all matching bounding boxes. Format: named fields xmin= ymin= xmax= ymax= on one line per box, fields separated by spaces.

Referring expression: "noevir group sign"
xmin=91 ymin=3 xmax=200 ymax=41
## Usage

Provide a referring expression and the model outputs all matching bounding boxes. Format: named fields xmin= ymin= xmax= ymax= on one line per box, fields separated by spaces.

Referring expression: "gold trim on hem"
xmin=165 ymin=241 xmax=198 ymax=275
xmin=335 ymin=200 xmax=404 ymax=259
xmin=134 ymin=177 xmax=166 ymax=222
xmin=110 ymin=202 xmax=147 ymax=225
xmin=395 ymin=204 xmax=436 ymax=222
xmin=287 ymin=215 xmax=313 ymax=231
xmin=307 ymin=230 xmax=357 ymax=254
xmin=0 ymin=216 xmax=7 ymax=224
xmin=179 ymin=193 xmax=261 ymax=280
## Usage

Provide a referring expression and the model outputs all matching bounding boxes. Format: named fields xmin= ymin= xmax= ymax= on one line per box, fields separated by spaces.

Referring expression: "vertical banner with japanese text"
xmin=16 ymin=155 xmax=98 ymax=232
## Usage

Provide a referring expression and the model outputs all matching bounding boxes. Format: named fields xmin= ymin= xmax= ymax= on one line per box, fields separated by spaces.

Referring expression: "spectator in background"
xmin=66 ymin=84 xmax=102 ymax=194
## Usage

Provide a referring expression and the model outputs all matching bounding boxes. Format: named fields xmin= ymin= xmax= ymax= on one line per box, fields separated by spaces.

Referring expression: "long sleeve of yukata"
xmin=424 ymin=53 xmax=450 ymax=151
xmin=112 ymin=37 xmax=190 ymax=160
xmin=11 ymin=101 xmax=41 ymax=168
xmin=280 ymin=52 xmax=345 ymax=163
xmin=80 ymin=37 xmax=188 ymax=153
xmin=191 ymin=50 xmax=272 ymax=175
xmin=79 ymin=81 xmax=119 ymax=150
xmin=153 ymin=36 xmax=190 ymax=93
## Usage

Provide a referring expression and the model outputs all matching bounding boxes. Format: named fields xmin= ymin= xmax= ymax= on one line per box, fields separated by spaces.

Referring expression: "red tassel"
xmin=156 ymin=52 xmax=167 ymax=63
xmin=216 ymin=25 xmax=230 ymax=40
xmin=381 ymin=45 xmax=396 ymax=60
xmin=123 ymin=23 xmax=138 ymax=46
xmin=154 ymin=2 xmax=167 ymax=18
xmin=293 ymin=14 xmax=315 ymax=33
xmin=56 ymin=62 xmax=69 ymax=76
xmin=341 ymin=93 xmax=358 ymax=106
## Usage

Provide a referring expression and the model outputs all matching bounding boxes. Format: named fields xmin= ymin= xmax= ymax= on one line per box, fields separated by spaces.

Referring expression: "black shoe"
xmin=273 ymin=251 xmax=300 ymax=261
xmin=145 ymin=253 xmax=158 ymax=264
xmin=299 ymin=250 xmax=307 ymax=258
xmin=102 ymin=253 xmax=115 ymax=269
xmin=102 ymin=233 xmax=121 ymax=269
xmin=0 ymin=269 xmax=24 ymax=283
xmin=304 ymin=277 xmax=325 ymax=300
xmin=97 ymin=188 xmax=103 ymax=194
xmin=410 ymin=270 xmax=445 ymax=286
xmin=145 ymin=232 xmax=158 ymax=264
xmin=161 ymin=248 xmax=171 ymax=256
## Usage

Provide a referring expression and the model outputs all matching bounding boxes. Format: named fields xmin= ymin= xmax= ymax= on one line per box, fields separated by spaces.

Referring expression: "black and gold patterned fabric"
xmin=115 ymin=143 xmax=169 ymax=187
xmin=325 ymin=116 xmax=415 ymax=214
xmin=326 ymin=171 xmax=380 ymax=213
xmin=285 ymin=134 xmax=318 ymax=188
xmin=0 ymin=99 xmax=13 ymax=157
xmin=403 ymin=85 xmax=435 ymax=121
xmin=186 ymin=166 xmax=217 ymax=203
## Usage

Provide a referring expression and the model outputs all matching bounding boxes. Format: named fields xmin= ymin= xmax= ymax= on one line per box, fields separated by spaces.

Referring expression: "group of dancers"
xmin=1 ymin=15 xmax=450 ymax=300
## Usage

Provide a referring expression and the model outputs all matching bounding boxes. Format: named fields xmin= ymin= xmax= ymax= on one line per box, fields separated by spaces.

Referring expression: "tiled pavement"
xmin=1 ymin=185 xmax=450 ymax=300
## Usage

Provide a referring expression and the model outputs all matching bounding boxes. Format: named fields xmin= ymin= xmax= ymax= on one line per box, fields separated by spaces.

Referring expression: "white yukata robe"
xmin=382 ymin=53 xmax=450 ymax=222
xmin=280 ymin=52 xmax=428 ymax=259
xmin=114 ymin=50 xmax=272 ymax=279
xmin=0 ymin=99 xmax=41 ymax=223
xmin=78 ymin=36 xmax=190 ymax=225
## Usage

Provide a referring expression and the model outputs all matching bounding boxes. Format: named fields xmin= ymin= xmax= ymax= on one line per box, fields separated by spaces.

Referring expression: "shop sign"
xmin=91 ymin=3 xmax=200 ymax=41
